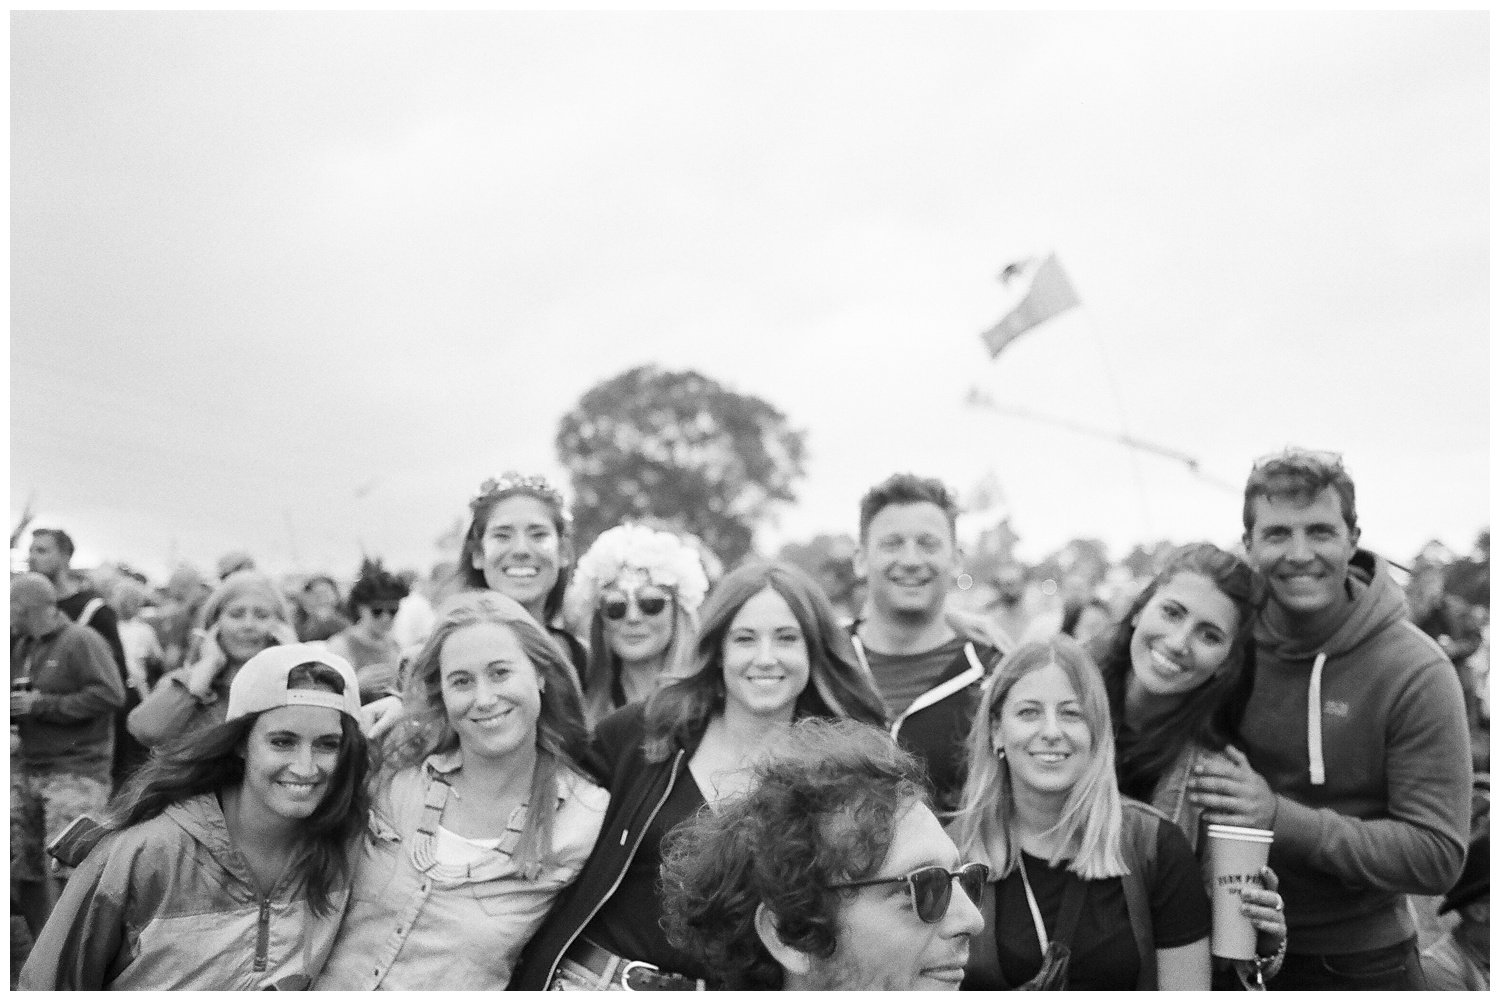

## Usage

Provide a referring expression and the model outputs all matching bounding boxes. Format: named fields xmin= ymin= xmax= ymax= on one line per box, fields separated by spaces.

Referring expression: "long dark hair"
xmin=103 ymin=663 xmax=371 ymax=916
xmin=457 ymin=478 xmax=575 ymax=625
xmin=642 ymin=561 xmax=889 ymax=763
xmin=1097 ymin=542 xmax=1262 ymax=800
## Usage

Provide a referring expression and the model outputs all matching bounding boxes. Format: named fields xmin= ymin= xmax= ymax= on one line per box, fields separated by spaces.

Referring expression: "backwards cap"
xmin=226 ymin=644 xmax=362 ymax=722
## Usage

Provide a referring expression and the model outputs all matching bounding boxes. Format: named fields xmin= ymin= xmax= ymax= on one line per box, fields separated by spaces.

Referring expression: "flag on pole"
xmin=980 ymin=252 xmax=1081 ymax=358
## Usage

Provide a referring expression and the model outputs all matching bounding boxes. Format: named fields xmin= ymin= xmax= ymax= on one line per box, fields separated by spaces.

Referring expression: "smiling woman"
xmin=950 ymin=636 xmax=1213 ymax=990
xmin=457 ymin=472 xmax=588 ymax=683
xmin=565 ymin=522 xmax=710 ymax=725
xmin=314 ymin=591 xmax=608 ymax=991
xmin=510 ymin=560 xmax=890 ymax=990
xmin=19 ymin=646 xmax=371 ymax=990
xmin=127 ymin=571 xmax=298 ymax=748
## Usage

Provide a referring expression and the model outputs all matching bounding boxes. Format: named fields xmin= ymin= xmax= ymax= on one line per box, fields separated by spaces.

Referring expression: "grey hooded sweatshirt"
xmin=1240 ymin=549 xmax=1471 ymax=955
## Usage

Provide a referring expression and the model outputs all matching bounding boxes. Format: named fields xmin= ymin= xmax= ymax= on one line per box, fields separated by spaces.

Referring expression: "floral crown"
xmin=470 ymin=471 xmax=572 ymax=525
xmin=566 ymin=523 xmax=711 ymax=623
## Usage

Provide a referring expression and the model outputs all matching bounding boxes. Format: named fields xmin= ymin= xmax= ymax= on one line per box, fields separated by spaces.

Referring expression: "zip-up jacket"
xmin=508 ymin=702 xmax=700 ymax=990
xmin=17 ymin=793 xmax=348 ymax=990
xmin=849 ymin=624 xmax=1003 ymax=811
xmin=1240 ymin=549 xmax=1471 ymax=955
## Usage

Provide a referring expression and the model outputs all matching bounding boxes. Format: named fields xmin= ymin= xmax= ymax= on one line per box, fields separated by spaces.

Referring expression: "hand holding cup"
xmin=1238 ymin=865 xmax=1286 ymax=956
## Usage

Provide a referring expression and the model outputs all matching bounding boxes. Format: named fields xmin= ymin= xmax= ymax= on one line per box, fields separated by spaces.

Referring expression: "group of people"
xmin=9 ymin=448 xmax=1486 ymax=990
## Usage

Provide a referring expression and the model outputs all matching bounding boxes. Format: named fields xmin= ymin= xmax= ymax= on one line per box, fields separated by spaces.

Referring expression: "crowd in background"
xmin=8 ymin=458 xmax=1490 ymax=990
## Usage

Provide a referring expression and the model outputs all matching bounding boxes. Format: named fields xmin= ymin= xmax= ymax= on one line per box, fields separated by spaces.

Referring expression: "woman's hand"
xmin=267 ymin=620 xmax=300 ymax=647
xmin=1240 ymin=865 xmax=1287 ymax=958
xmin=184 ymin=627 xmax=229 ymax=698
xmin=362 ymin=695 xmax=405 ymax=740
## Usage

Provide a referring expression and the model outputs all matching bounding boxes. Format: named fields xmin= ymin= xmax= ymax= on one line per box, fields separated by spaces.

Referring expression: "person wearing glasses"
xmin=1095 ymin=543 xmax=1288 ymax=987
xmin=510 ymin=560 xmax=889 ymax=990
xmin=327 ymin=557 xmax=409 ymax=702
xmin=564 ymin=523 xmax=710 ymax=726
xmin=658 ymin=717 xmax=983 ymax=990
xmin=951 ymin=636 xmax=1213 ymax=989
xmin=1187 ymin=448 xmax=1472 ymax=989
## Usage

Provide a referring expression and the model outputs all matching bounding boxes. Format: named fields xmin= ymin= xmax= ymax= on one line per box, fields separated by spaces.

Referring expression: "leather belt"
xmin=564 ymin=938 xmax=707 ymax=991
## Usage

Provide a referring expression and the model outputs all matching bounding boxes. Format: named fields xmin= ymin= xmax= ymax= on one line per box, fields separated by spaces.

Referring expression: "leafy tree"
xmin=556 ymin=365 xmax=807 ymax=567
xmin=777 ymin=533 xmax=860 ymax=613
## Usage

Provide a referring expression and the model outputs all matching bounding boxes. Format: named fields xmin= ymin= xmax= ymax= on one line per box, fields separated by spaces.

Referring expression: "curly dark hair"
xmin=659 ymin=719 xmax=926 ymax=989
xmin=1096 ymin=542 xmax=1263 ymax=801
xmin=857 ymin=473 xmax=960 ymax=542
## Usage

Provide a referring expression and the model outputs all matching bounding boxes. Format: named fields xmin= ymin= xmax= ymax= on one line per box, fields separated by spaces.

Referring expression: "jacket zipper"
xmin=254 ymin=895 xmax=270 ymax=972
xmin=545 ymin=747 xmax=685 ymax=986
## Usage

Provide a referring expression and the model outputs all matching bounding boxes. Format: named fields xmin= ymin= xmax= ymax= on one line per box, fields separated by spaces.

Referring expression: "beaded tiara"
xmin=470 ymin=471 xmax=572 ymax=525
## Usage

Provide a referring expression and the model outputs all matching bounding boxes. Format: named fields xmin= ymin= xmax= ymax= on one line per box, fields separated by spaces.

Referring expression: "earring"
xmin=991 ymin=743 xmax=1006 ymax=760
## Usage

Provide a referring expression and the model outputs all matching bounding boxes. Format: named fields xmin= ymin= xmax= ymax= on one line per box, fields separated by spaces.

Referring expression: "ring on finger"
xmin=1274 ymin=896 xmax=1283 ymax=912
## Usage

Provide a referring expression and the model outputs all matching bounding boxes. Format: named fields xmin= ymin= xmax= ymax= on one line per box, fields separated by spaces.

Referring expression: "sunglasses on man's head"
xmin=828 ymin=861 xmax=988 ymax=924
xmin=1251 ymin=446 xmax=1344 ymax=473
xmin=601 ymin=593 xmax=669 ymax=620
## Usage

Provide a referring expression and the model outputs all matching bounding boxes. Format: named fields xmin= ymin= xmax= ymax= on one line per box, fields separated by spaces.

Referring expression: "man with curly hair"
xmin=659 ymin=719 xmax=984 ymax=990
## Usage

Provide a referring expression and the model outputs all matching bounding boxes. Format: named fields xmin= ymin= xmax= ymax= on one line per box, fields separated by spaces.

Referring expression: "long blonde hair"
xmin=951 ymin=636 xmax=1127 ymax=880
xmin=381 ymin=591 xmax=588 ymax=879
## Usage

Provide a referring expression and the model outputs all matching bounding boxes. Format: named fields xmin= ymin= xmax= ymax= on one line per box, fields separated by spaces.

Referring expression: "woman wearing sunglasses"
xmin=326 ymin=558 xmax=409 ymax=702
xmin=1095 ymin=543 xmax=1288 ymax=987
xmin=315 ymin=591 xmax=607 ymax=990
xmin=510 ymin=560 xmax=889 ymax=990
xmin=951 ymin=636 xmax=1213 ymax=989
xmin=565 ymin=523 xmax=710 ymax=726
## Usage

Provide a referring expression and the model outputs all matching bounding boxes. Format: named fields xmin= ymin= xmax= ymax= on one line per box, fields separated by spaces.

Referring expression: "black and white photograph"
xmin=10 ymin=11 xmax=1488 ymax=991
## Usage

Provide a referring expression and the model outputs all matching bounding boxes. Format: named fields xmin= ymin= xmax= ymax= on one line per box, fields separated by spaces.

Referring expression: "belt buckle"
xmin=620 ymin=959 xmax=660 ymax=992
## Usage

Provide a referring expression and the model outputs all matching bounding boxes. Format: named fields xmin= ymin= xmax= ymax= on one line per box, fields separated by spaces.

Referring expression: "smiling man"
xmin=1188 ymin=449 xmax=1471 ymax=989
xmin=848 ymin=474 xmax=1007 ymax=811
xmin=660 ymin=719 xmax=985 ymax=990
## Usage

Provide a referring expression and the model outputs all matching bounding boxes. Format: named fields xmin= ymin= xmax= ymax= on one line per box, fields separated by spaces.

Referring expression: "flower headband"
xmin=566 ymin=523 xmax=711 ymax=623
xmin=470 ymin=471 xmax=572 ymax=525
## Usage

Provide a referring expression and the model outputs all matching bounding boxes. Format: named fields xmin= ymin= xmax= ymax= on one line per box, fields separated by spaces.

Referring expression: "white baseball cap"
xmin=226 ymin=644 xmax=362 ymax=722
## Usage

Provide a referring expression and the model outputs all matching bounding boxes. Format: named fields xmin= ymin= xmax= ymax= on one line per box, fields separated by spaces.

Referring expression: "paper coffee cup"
xmin=1205 ymin=823 xmax=1273 ymax=960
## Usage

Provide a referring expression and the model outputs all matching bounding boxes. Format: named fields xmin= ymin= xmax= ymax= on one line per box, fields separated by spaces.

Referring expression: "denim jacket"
xmin=1150 ymin=742 xmax=1208 ymax=851
xmin=315 ymin=751 xmax=608 ymax=990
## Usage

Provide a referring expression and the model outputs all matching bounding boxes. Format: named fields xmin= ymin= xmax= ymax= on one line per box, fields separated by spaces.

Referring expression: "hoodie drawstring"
xmin=1307 ymin=652 xmax=1327 ymax=786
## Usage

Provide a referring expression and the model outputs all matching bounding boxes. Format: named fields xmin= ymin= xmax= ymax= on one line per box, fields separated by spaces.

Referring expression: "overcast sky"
xmin=11 ymin=11 xmax=1489 ymax=581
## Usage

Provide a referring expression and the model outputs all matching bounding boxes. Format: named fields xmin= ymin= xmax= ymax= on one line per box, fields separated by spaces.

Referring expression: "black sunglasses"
xmin=367 ymin=606 xmax=400 ymax=619
xmin=828 ymin=861 xmax=988 ymax=924
xmin=601 ymin=593 xmax=669 ymax=620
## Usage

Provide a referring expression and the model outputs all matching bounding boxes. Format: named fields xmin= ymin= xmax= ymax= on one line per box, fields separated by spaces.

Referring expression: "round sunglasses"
xmin=600 ymin=592 xmax=670 ymax=620
xmin=828 ymin=861 xmax=989 ymax=924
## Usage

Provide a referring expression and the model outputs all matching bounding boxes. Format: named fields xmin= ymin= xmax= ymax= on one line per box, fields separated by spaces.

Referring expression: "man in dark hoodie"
xmin=1188 ymin=448 xmax=1471 ymax=989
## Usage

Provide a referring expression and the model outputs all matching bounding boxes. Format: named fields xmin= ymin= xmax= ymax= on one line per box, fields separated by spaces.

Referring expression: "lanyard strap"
xmin=1017 ymin=858 xmax=1050 ymax=953
xmin=1017 ymin=856 xmax=1089 ymax=958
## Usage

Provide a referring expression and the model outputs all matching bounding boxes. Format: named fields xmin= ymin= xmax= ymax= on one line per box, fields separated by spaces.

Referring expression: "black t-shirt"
xmin=583 ymin=767 xmax=711 ymax=981
xmin=995 ymin=822 xmax=1210 ymax=989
